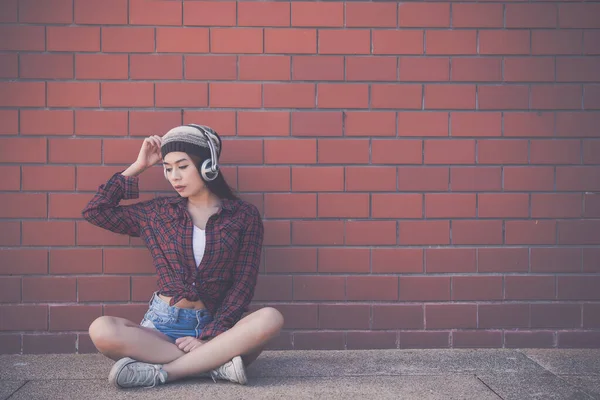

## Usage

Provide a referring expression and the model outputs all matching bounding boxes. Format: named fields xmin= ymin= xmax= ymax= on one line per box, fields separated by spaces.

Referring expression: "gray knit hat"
xmin=160 ymin=125 xmax=222 ymax=160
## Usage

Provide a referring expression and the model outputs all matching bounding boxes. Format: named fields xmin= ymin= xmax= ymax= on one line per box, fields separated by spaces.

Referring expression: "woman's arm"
xmin=199 ymin=205 xmax=264 ymax=341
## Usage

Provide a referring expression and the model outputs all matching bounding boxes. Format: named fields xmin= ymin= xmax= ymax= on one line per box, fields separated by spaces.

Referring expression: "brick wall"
xmin=1 ymin=0 xmax=599 ymax=354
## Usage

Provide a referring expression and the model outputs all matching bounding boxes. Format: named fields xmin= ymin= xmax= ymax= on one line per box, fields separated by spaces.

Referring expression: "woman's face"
xmin=162 ymin=151 xmax=206 ymax=197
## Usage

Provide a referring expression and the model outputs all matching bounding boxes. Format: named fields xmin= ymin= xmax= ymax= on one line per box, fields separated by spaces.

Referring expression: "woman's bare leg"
xmin=88 ymin=316 xmax=185 ymax=364
xmin=162 ymin=306 xmax=284 ymax=382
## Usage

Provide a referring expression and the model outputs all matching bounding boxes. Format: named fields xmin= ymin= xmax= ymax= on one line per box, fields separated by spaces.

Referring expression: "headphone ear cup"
xmin=201 ymin=159 xmax=218 ymax=182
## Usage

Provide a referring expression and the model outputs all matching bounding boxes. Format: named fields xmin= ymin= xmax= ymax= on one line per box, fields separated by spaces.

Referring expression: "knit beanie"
xmin=160 ymin=125 xmax=222 ymax=160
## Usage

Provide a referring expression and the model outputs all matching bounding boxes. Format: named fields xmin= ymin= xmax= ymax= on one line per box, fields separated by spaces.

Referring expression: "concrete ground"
xmin=1 ymin=349 xmax=599 ymax=399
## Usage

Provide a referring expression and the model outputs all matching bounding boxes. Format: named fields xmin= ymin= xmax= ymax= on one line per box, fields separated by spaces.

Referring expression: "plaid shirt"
xmin=82 ymin=172 xmax=264 ymax=340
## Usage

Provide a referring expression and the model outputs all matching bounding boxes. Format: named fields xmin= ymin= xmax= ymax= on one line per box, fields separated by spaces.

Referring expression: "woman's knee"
xmin=258 ymin=307 xmax=284 ymax=334
xmin=88 ymin=316 xmax=124 ymax=351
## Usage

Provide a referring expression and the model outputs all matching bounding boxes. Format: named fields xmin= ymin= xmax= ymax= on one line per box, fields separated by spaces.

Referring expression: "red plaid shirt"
xmin=82 ymin=172 xmax=264 ymax=340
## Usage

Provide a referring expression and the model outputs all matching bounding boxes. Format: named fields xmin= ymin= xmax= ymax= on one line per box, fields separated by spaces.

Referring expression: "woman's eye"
xmin=165 ymin=168 xmax=172 ymax=173
xmin=179 ymin=166 xmax=188 ymax=170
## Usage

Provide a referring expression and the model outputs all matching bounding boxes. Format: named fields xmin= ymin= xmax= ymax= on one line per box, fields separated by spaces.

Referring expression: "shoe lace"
xmin=124 ymin=364 xmax=166 ymax=388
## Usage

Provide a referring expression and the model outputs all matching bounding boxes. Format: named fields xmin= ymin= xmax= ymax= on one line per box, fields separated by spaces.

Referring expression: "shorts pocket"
xmin=143 ymin=310 xmax=172 ymax=326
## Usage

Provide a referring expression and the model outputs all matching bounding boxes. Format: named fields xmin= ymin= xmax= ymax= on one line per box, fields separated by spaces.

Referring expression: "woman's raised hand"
xmin=135 ymin=135 xmax=163 ymax=170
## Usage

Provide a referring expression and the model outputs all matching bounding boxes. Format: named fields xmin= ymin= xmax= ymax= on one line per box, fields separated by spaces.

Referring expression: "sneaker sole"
xmin=108 ymin=357 xmax=137 ymax=389
xmin=231 ymin=356 xmax=248 ymax=385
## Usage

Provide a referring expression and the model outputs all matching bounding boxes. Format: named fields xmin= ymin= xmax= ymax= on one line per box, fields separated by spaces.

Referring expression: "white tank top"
xmin=192 ymin=225 xmax=206 ymax=267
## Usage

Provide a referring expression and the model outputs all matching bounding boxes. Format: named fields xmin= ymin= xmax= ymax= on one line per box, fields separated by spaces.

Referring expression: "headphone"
xmin=187 ymin=124 xmax=220 ymax=182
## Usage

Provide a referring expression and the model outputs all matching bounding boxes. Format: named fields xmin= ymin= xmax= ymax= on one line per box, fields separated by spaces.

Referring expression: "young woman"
xmin=82 ymin=124 xmax=284 ymax=389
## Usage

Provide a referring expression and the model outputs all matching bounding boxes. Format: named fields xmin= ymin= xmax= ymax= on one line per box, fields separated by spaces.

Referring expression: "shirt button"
xmin=192 ymin=282 xmax=196 ymax=286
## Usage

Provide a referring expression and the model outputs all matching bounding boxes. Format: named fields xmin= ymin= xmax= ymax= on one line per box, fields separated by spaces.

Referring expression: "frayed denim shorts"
xmin=140 ymin=292 xmax=213 ymax=342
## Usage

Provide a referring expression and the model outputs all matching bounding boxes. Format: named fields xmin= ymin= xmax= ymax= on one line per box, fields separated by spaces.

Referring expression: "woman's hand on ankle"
xmin=175 ymin=336 xmax=206 ymax=353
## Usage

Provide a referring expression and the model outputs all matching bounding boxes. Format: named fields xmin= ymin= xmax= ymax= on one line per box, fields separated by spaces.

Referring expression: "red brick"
xmin=292 ymin=112 xmax=343 ymax=137
xmin=49 ymin=193 xmax=93 ymax=219
xmin=479 ymin=304 xmax=530 ymax=329
xmin=264 ymin=193 xmax=316 ymax=219
xmin=102 ymin=27 xmax=155 ymax=52
xmin=78 ymin=277 xmax=130 ymax=302
xmin=19 ymin=0 xmax=72 ymax=23
xmin=129 ymin=0 xmax=181 ymax=25
xmin=20 ymin=110 xmax=73 ymax=136
xmin=0 ymin=305 xmax=48 ymax=331
xmin=75 ymin=111 xmax=127 ymax=136
xmin=425 ymin=193 xmax=476 ymax=218
xmin=531 ymin=139 xmax=581 ymax=165
xmin=477 ymin=139 xmax=528 ymax=165
xmin=184 ymin=1 xmax=236 ymax=26
xmin=238 ymin=111 xmax=290 ymax=136
xmin=452 ymin=58 xmax=502 ymax=82
xmin=585 ymin=193 xmax=600 ymax=218
xmin=425 ymin=85 xmax=476 ymax=109
xmin=0 ymin=26 xmax=44 ymax=51
xmin=22 ymin=221 xmax=75 ymax=246
xmin=23 ymin=335 xmax=77 ymax=354
xmin=23 ymin=166 xmax=75 ymax=191
xmin=505 ymin=57 xmax=555 ymax=82
xmin=238 ymin=166 xmax=290 ymax=192
xmin=506 ymin=4 xmax=557 ymax=28
xmin=346 ymin=112 xmax=396 ymax=137
xmin=293 ymin=276 xmax=345 ymax=300
xmin=372 ymin=30 xmax=423 ymax=55
xmin=318 ymin=248 xmax=370 ymax=273
xmin=372 ymin=139 xmax=421 ymax=164
xmin=291 ymin=221 xmax=344 ymax=246
xmin=157 ymin=28 xmax=209 ymax=53
xmin=559 ymin=332 xmax=600 ymax=348
xmin=451 ymin=112 xmax=501 ymax=137
xmin=318 ymin=139 xmax=369 ymax=164
xmin=48 ymin=82 xmax=99 ymax=107
xmin=505 ymin=221 xmax=557 ymax=245
xmin=101 ymin=82 xmax=153 ymax=107
xmin=49 ymin=305 xmax=102 ymax=331
xmin=211 ymin=28 xmax=262 ymax=54
xmin=479 ymin=85 xmax=529 ymax=110
xmin=131 ymin=276 xmax=158 ymax=301
xmin=479 ymin=193 xmax=530 ymax=218
xmin=559 ymin=220 xmax=600 ymax=245
xmin=0 ymin=110 xmax=18 ymax=135
xmin=424 ymin=139 xmax=475 ymax=164
xmin=401 ymin=332 xmax=450 ymax=349
xmin=320 ymin=305 xmax=370 ymax=329
xmin=479 ymin=30 xmax=531 ymax=55
xmin=426 ymin=248 xmax=476 ymax=273
xmin=346 ymin=2 xmax=396 ymax=27
xmin=371 ymin=84 xmax=422 ymax=109
xmin=130 ymin=111 xmax=182 ymax=137
xmin=398 ymin=3 xmax=449 ymax=27
xmin=452 ymin=220 xmax=503 ymax=245
xmin=584 ymin=85 xmax=600 ymax=110
xmin=399 ymin=221 xmax=450 ymax=245
xmin=264 ymin=248 xmax=316 ymax=274
xmin=75 ymin=54 xmax=128 ymax=80
xmin=557 ymin=58 xmax=600 ymax=82
xmin=292 ymin=56 xmax=343 ymax=81
xmin=372 ymin=249 xmax=422 ymax=274
xmin=454 ymin=331 xmax=502 ymax=348
xmin=532 ymin=194 xmax=582 ymax=218
xmin=399 ymin=57 xmax=449 ymax=81
xmin=0 ymin=0 xmax=17 ymax=22
xmin=103 ymin=248 xmax=154 ymax=274
xmin=317 ymin=193 xmax=369 ymax=218
xmin=239 ymin=56 xmax=290 ymax=81
xmin=210 ymin=83 xmax=261 ymax=108
xmin=319 ymin=30 xmax=371 ymax=55
xmin=372 ymin=194 xmax=422 ymax=219
xmin=453 ymin=276 xmax=502 ymax=301
xmin=0 ymin=167 xmax=19 ymax=192
xmin=347 ymin=276 xmax=399 ymax=300
xmin=0 ymin=82 xmax=45 ymax=107
xmin=130 ymin=55 xmax=183 ymax=80
xmin=533 ymin=30 xmax=583 ymax=55
xmin=265 ymin=29 xmax=316 ymax=54
xmin=506 ymin=332 xmax=555 ymax=349
xmin=426 ymin=304 xmax=477 ymax=329
xmin=478 ymin=248 xmax=529 ymax=273
xmin=531 ymin=247 xmax=582 ymax=274
xmin=0 ymin=249 xmax=48 ymax=275
xmin=400 ymin=277 xmax=450 ymax=301
xmin=398 ymin=166 xmax=449 ymax=191
xmin=0 ymin=138 xmax=46 ymax=163
xmin=50 ymin=248 xmax=102 ymax=275
xmin=583 ymin=304 xmax=600 ymax=328
xmin=558 ymin=112 xmax=600 ymax=137
xmin=346 ymin=166 xmax=396 ymax=191
xmin=398 ymin=112 xmax=449 ymax=137
xmin=20 ymin=54 xmax=73 ymax=79
xmin=47 ymin=26 xmax=100 ymax=51
xmin=155 ymin=82 xmax=208 ymax=107
xmin=22 ymin=277 xmax=76 ymax=303
xmin=504 ymin=112 xmax=555 ymax=137
xmin=184 ymin=111 xmax=235 ymax=136
xmin=292 ymin=167 xmax=344 ymax=192
xmin=560 ymin=4 xmax=600 ymax=28
xmin=346 ymin=57 xmax=397 ymax=81
xmin=239 ymin=2 xmax=289 ymax=27
xmin=294 ymin=332 xmax=344 ymax=350
xmin=220 ymin=139 xmax=264 ymax=165
xmin=75 ymin=0 xmax=126 ymax=24
xmin=531 ymin=304 xmax=581 ymax=328
xmin=584 ymin=30 xmax=600 ymax=54
xmin=0 ymin=277 xmax=21 ymax=303
xmin=452 ymin=4 xmax=503 ymax=28
xmin=264 ymin=83 xmax=315 ymax=108
xmin=346 ymin=221 xmax=397 ymax=246
xmin=426 ymin=31 xmax=476 ymax=55
xmin=291 ymin=2 xmax=342 ymax=27
xmin=77 ymin=218 xmax=134 ymax=246
xmin=504 ymin=166 xmax=555 ymax=191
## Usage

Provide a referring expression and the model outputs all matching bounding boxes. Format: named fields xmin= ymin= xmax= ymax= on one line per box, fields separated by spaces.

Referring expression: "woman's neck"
xmin=186 ymin=189 xmax=220 ymax=211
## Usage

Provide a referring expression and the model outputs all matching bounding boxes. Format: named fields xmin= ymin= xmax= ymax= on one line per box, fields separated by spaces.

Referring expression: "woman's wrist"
xmin=121 ymin=162 xmax=146 ymax=177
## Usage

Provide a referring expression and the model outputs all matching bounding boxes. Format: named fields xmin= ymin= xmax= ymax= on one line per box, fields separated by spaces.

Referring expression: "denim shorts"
xmin=140 ymin=292 xmax=213 ymax=342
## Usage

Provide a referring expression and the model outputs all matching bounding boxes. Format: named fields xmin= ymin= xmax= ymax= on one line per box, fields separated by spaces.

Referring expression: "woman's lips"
xmin=174 ymin=185 xmax=186 ymax=192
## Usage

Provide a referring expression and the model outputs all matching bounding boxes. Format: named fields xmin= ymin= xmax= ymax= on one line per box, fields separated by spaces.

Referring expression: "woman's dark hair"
xmin=188 ymin=152 xmax=239 ymax=200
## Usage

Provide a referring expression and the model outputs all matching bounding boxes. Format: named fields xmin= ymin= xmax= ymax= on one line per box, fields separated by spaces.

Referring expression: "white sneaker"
xmin=108 ymin=357 xmax=168 ymax=389
xmin=210 ymin=356 xmax=247 ymax=385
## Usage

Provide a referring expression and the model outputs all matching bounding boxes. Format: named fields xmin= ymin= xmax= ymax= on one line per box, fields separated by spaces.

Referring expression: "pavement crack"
xmin=6 ymin=380 xmax=29 ymax=400
xmin=476 ymin=375 xmax=504 ymax=400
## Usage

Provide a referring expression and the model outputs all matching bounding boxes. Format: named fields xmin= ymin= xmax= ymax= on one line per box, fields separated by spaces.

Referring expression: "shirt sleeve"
xmin=81 ymin=172 xmax=150 ymax=238
xmin=199 ymin=205 xmax=264 ymax=340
